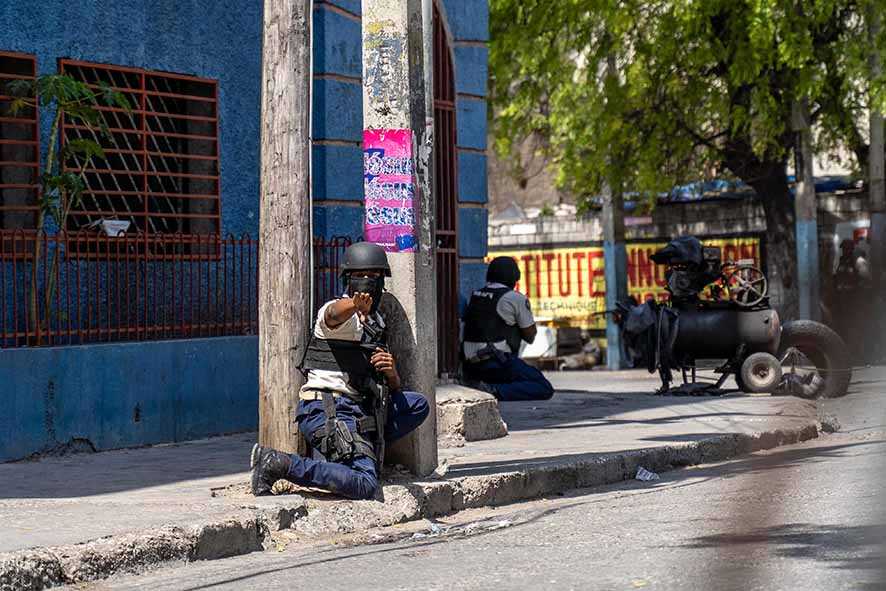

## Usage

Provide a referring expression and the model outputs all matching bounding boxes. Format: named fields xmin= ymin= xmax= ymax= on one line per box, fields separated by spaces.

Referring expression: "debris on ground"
xmin=818 ymin=413 xmax=841 ymax=433
xmin=409 ymin=519 xmax=513 ymax=540
xmin=271 ymin=479 xmax=301 ymax=495
xmin=635 ymin=466 xmax=661 ymax=481
xmin=432 ymin=458 xmax=450 ymax=478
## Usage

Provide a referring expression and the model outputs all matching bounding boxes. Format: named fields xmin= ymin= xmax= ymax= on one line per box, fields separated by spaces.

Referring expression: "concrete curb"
xmin=0 ymin=420 xmax=824 ymax=591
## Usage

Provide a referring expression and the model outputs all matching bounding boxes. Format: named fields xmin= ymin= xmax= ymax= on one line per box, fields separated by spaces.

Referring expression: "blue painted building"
xmin=0 ymin=0 xmax=490 ymax=461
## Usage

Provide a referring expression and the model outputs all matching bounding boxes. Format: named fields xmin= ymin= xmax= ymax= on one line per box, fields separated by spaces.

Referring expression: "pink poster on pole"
xmin=363 ymin=128 xmax=417 ymax=253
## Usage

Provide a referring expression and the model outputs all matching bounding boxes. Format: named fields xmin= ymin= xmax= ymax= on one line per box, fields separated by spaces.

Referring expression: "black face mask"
xmin=347 ymin=275 xmax=385 ymax=314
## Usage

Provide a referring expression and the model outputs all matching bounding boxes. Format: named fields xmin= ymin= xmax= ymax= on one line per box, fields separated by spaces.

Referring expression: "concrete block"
xmin=190 ymin=517 xmax=265 ymax=561
xmin=312 ymin=144 xmax=363 ymax=201
xmin=458 ymin=208 xmax=488 ymax=258
xmin=456 ymin=98 xmax=487 ymax=150
xmin=454 ymin=45 xmax=488 ymax=96
xmin=458 ymin=151 xmax=488 ymax=203
xmin=436 ymin=384 xmax=507 ymax=442
xmin=313 ymin=6 xmax=362 ymax=78
xmin=313 ymin=78 xmax=362 ymax=143
xmin=406 ymin=481 xmax=454 ymax=517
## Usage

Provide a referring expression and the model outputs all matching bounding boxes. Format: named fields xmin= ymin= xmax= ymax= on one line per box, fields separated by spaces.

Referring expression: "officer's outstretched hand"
xmin=352 ymin=292 xmax=373 ymax=321
xmin=370 ymin=348 xmax=401 ymax=391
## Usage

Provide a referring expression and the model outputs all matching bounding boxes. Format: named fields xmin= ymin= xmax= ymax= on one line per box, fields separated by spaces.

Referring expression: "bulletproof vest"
xmin=463 ymin=286 xmax=517 ymax=348
xmin=300 ymin=311 xmax=387 ymax=402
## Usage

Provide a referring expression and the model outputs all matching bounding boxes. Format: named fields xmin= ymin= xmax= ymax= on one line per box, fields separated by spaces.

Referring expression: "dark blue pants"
xmin=286 ymin=390 xmax=429 ymax=500
xmin=464 ymin=355 xmax=555 ymax=401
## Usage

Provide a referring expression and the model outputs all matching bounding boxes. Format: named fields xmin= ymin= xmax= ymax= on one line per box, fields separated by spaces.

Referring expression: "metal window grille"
xmin=434 ymin=6 xmax=461 ymax=377
xmin=59 ymin=60 xmax=220 ymax=257
xmin=0 ymin=51 xmax=39 ymax=241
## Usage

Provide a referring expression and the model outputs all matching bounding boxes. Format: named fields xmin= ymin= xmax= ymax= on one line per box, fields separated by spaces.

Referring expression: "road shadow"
xmin=687 ymin=522 xmax=886 ymax=572
xmin=0 ymin=431 xmax=256 ymax=499
xmin=496 ymin=386 xmax=810 ymax=434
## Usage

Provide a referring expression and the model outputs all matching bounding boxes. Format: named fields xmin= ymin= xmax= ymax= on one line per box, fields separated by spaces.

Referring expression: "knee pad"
xmin=352 ymin=471 xmax=379 ymax=500
xmin=414 ymin=396 xmax=430 ymax=421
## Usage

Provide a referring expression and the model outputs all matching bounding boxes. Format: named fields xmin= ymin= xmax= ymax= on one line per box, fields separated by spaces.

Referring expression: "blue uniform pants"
xmin=464 ymin=355 xmax=555 ymax=401
xmin=286 ymin=390 xmax=429 ymax=500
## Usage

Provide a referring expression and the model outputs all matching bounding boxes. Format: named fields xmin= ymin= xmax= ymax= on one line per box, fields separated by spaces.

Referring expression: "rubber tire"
xmin=734 ymin=370 xmax=748 ymax=392
xmin=739 ymin=352 xmax=783 ymax=393
xmin=777 ymin=320 xmax=852 ymax=399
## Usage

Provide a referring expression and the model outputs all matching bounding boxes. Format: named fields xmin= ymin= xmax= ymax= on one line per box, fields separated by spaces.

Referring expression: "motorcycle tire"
xmin=777 ymin=320 xmax=852 ymax=399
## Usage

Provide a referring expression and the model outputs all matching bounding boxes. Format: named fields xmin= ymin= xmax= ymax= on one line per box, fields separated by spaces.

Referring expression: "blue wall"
xmin=0 ymin=337 xmax=258 ymax=461
xmin=0 ymin=0 xmax=490 ymax=459
xmin=0 ymin=0 xmax=263 ymax=238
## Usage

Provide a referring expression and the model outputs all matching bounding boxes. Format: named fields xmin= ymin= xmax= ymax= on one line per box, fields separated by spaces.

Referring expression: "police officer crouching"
xmin=251 ymin=242 xmax=430 ymax=500
xmin=460 ymin=256 xmax=554 ymax=401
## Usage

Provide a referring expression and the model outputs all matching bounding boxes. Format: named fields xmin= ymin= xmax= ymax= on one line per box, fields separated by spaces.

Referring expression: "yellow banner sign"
xmin=488 ymin=237 xmax=762 ymax=328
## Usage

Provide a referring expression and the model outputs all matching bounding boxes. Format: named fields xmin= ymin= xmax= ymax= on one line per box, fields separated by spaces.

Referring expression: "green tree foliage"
xmin=490 ymin=0 xmax=886 ymax=315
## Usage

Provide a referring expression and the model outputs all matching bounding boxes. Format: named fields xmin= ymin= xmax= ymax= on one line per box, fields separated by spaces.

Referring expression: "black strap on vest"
xmin=310 ymin=391 xmax=377 ymax=464
xmin=463 ymin=286 xmax=520 ymax=351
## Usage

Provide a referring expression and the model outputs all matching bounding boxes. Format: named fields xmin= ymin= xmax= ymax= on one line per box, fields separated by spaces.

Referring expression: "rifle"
xmin=361 ymin=314 xmax=389 ymax=468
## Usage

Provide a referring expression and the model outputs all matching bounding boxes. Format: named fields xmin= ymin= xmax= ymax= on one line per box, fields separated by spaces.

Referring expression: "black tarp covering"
xmin=649 ymin=236 xmax=704 ymax=267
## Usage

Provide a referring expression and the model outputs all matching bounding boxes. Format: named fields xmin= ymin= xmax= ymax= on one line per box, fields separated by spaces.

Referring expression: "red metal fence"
xmin=0 ymin=231 xmax=350 ymax=348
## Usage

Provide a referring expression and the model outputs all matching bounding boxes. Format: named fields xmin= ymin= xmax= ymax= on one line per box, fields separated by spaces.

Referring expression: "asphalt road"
xmin=79 ymin=371 xmax=886 ymax=591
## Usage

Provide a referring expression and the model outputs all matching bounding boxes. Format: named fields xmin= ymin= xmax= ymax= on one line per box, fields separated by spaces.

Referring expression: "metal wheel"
xmin=726 ymin=265 xmax=768 ymax=307
xmin=739 ymin=352 xmax=782 ymax=393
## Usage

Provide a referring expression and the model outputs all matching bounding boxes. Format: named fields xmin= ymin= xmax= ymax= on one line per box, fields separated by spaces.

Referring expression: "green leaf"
xmin=62 ymin=138 xmax=106 ymax=162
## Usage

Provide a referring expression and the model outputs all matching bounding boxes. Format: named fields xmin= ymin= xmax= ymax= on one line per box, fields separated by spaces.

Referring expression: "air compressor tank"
xmin=672 ymin=307 xmax=781 ymax=359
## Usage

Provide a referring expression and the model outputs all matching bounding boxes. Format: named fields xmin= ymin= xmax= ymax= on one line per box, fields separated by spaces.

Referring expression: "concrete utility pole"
xmin=257 ymin=0 xmax=312 ymax=451
xmin=869 ymin=6 xmax=885 ymax=292
xmin=792 ymin=100 xmax=820 ymax=321
xmin=602 ymin=184 xmax=628 ymax=369
xmin=362 ymin=0 xmax=437 ymax=475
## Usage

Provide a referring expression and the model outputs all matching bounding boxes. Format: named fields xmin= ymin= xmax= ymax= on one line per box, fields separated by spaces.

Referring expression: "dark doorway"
xmin=433 ymin=4 xmax=460 ymax=377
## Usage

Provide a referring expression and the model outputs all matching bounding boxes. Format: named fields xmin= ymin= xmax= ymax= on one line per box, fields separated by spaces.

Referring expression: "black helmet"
xmin=486 ymin=256 xmax=520 ymax=289
xmin=340 ymin=241 xmax=392 ymax=277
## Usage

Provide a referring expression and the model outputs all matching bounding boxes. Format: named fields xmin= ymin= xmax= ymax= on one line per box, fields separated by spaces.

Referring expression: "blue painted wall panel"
xmin=454 ymin=45 xmax=488 ymax=96
xmin=313 ymin=144 xmax=364 ymax=201
xmin=326 ymin=0 xmax=362 ymax=17
xmin=0 ymin=0 xmax=263 ymax=237
xmin=456 ymin=98 xmax=487 ymax=150
xmin=314 ymin=203 xmax=364 ymax=240
xmin=458 ymin=261 xmax=487 ymax=316
xmin=458 ymin=151 xmax=488 ymax=203
xmin=313 ymin=78 xmax=363 ymax=143
xmin=0 ymin=337 xmax=258 ymax=462
xmin=314 ymin=6 xmax=362 ymax=78
xmin=441 ymin=0 xmax=489 ymax=42
xmin=458 ymin=207 xmax=488 ymax=258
